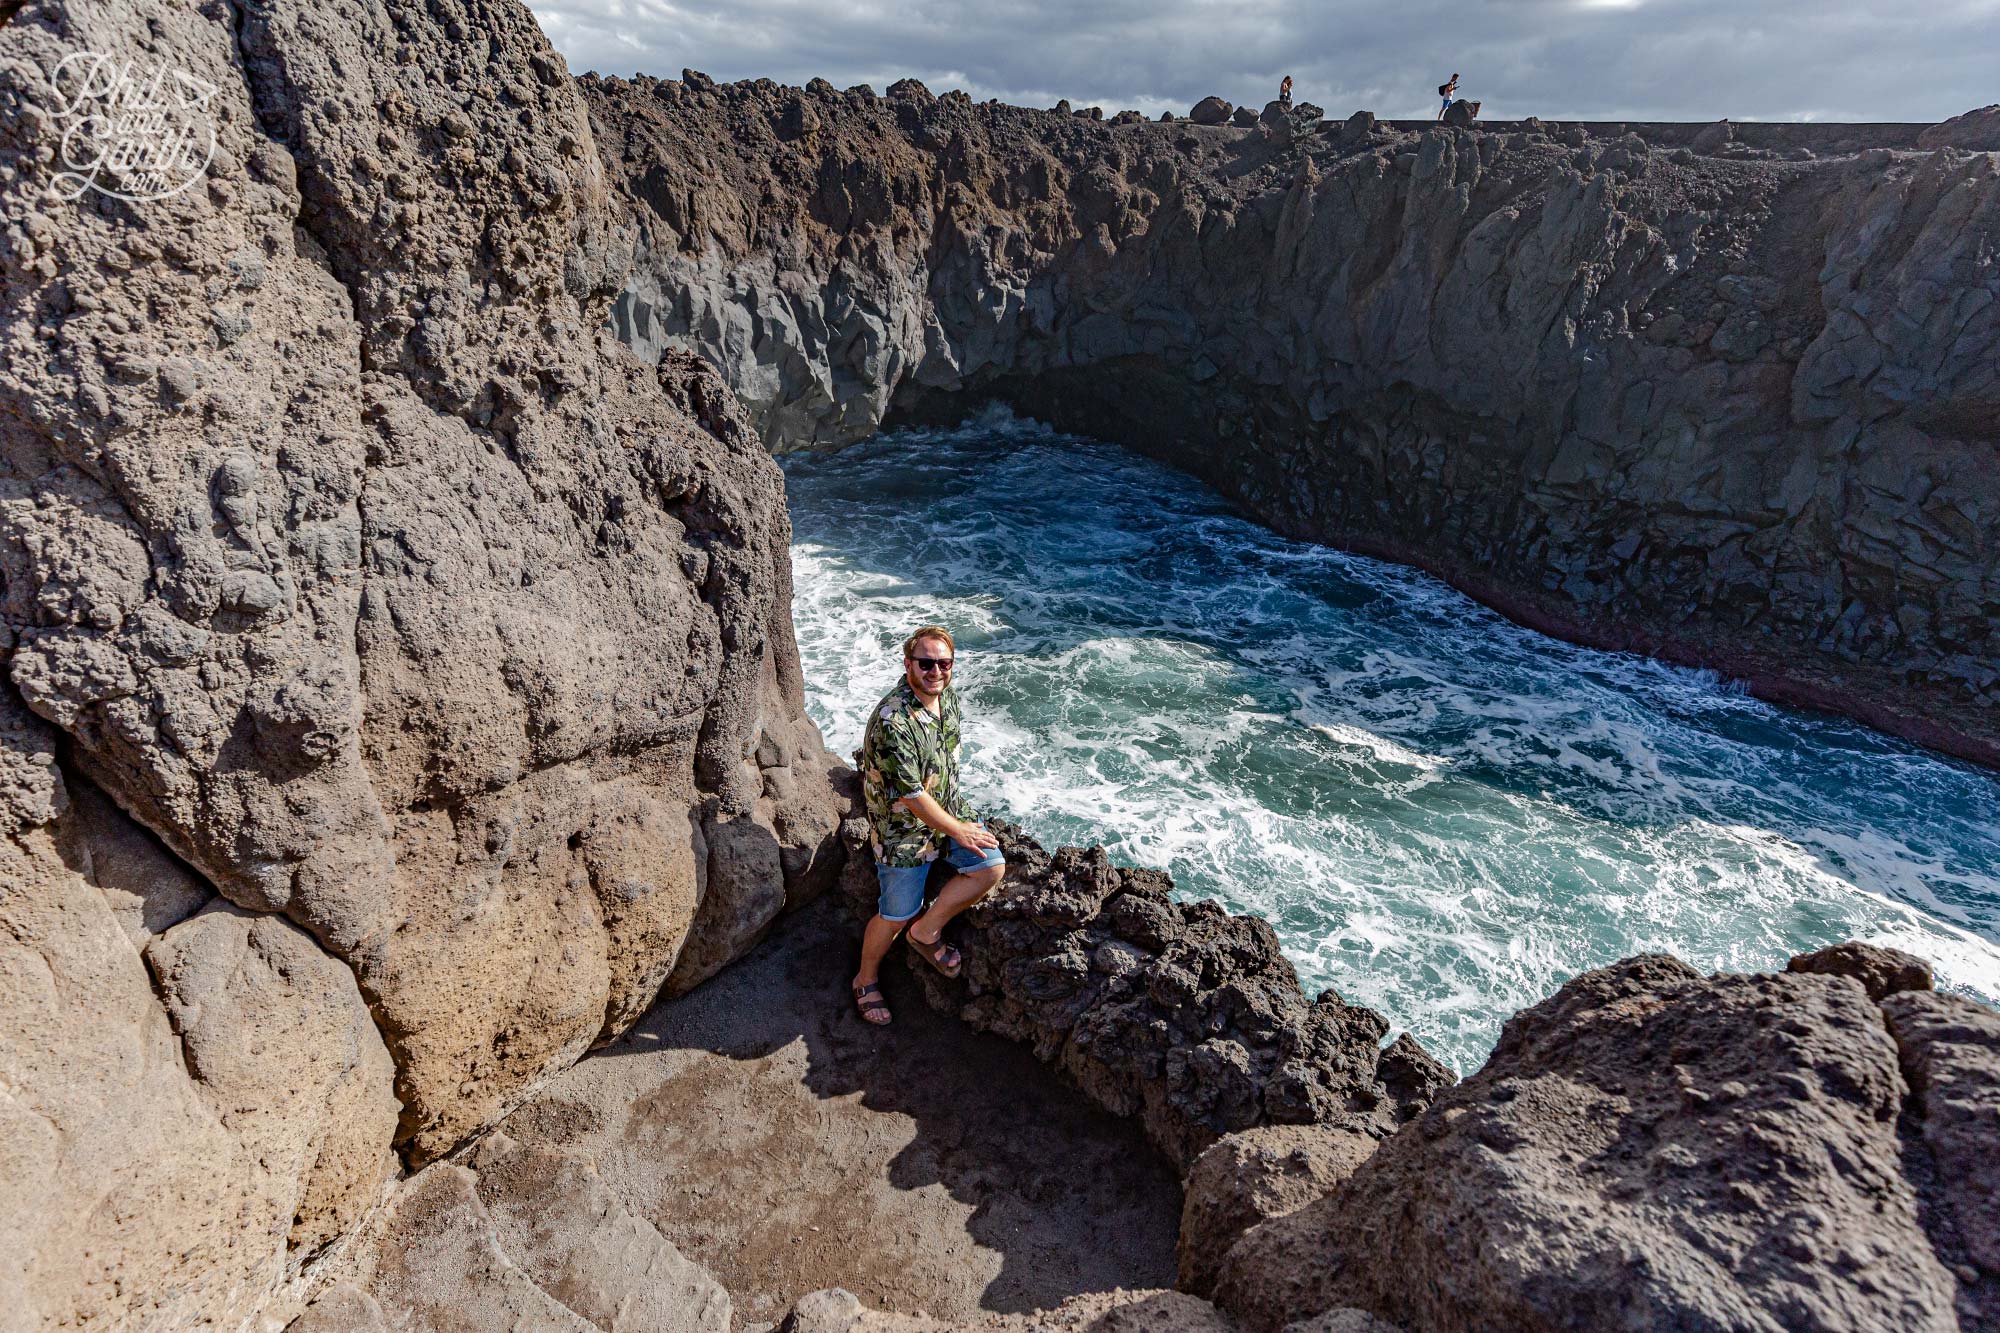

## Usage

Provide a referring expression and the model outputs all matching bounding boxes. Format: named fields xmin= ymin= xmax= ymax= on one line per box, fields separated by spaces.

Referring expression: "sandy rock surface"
xmin=290 ymin=894 xmax=1183 ymax=1329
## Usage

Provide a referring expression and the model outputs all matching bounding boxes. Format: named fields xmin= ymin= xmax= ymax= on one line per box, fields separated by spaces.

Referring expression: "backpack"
xmin=1437 ymin=82 xmax=1452 ymax=98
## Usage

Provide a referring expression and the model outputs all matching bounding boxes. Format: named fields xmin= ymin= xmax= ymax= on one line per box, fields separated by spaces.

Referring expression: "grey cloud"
xmin=529 ymin=0 xmax=1997 ymax=123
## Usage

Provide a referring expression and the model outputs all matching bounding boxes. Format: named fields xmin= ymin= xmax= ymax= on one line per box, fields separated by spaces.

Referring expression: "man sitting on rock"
xmin=851 ymin=625 xmax=1006 ymax=1025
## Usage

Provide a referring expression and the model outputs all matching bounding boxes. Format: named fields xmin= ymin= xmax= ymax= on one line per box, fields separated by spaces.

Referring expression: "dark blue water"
xmin=784 ymin=411 xmax=2000 ymax=1073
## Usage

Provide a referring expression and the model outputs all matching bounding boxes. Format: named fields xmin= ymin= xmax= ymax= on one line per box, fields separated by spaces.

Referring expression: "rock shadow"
xmin=500 ymin=893 xmax=1181 ymax=1325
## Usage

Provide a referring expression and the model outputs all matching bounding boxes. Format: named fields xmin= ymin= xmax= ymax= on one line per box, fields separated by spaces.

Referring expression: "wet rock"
xmin=1787 ymin=939 xmax=1934 ymax=999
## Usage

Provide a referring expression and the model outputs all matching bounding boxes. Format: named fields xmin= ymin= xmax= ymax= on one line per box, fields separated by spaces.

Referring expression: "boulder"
xmin=1215 ymin=956 xmax=1968 ymax=1332
xmin=0 ymin=697 xmax=396 ymax=1329
xmin=1 ymin=0 xmax=845 ymax=1180
xmin=1231 ymin=106 xmax=1260 ymax=128
xmin=1787 ymin=939 xmax=1934 ymax=999
xmin=1178 ymin=1125 xmax=1378 ymax=1297
xmin=886 ymin=78 xmax=933 ymax=102
xmin=1918 ymin=105 xmax=2000 ymax=150
xmin=1441 ymin=98 xmax=1481 ymax=128
xmin=1692 ymin=117 xmax=1734 ymax=153
xmin=1190 ymin=96 xmax=1233 ymax=125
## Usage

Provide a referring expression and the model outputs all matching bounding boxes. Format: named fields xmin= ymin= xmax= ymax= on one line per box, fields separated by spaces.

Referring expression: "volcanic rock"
xmin=838 ymin=822 xmax=1454 ymax=1169
xmin=288 ymin=1132 xmax=732 ymax=1332
xmin=1177 ymin=1125 xmax=1379 ymax=1297
xmin=1440 ymin=98 xmax=1481 ymax=127
xmin=1881 ymin=990 xmax=2000 ymax=1293
xmin=1787 ymin=938 xmax=1934 ymax=999
xmin=1918 ymin=105 xmax=2000 ymax=151
xmin=1213 ymin=955 xmax=1992 ymax=1333
xmin=1232 ymin=106 xmax=1260 ymax=128
xmin=1190 ymin=96 xmax=1233 ymax=125
xmin=0 ymin=0 xmax=842 ymax=1320
xmin=1693 ymin=117 xmax=1734 ymax=153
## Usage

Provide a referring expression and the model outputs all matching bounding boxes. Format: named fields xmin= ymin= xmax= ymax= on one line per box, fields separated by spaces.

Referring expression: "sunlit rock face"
xmin=585 ymin=75 xmax=2000 ymax=769
xmin=0 ymin=0 xmax=841 ymax=1321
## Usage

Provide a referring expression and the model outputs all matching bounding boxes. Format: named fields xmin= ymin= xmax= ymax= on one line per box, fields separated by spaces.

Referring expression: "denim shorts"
xmin=876 ymin=839 xmax=1005 ymax=922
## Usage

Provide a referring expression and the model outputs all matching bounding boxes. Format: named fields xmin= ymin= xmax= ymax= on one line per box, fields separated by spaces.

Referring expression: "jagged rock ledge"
xmin=582 ymin=74 xmax=2000 ymax=770
xmin=836 ymin=819 xmax=1455 ymax=1170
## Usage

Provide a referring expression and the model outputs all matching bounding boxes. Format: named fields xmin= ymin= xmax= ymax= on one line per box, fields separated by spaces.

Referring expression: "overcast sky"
xmin=527 ymin=0 xmax=1998 ymax=124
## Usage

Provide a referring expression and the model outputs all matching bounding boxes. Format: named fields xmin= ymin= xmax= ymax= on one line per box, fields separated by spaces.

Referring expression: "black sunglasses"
xmin=909 ymin=656 xmax=955 ymax=672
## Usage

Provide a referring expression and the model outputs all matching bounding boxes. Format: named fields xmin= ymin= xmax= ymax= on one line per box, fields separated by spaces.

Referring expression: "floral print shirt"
xmin=859 ymin=678 xmax=977 ymax=867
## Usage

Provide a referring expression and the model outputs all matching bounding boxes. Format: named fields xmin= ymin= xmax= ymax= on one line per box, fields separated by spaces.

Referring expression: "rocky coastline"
xmin=2 ymin=0 xmax=1998 ymax=1329
xmin=582 ymin=74 xmax=2000 ymax=770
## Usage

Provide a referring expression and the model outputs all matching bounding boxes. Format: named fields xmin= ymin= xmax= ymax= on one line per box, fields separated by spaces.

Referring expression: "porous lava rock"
xmin=1881 ymin=990 xmax=2000 ymax=1307
xmin=1918 ymin=105 xmax=2000 ymax=151
xmin=1211 ymin=955 xmax=1997 ymax=1333
xmin=838 ymin=821 xmax=1453 ymax=1170
xmin=0 ymin=0 xmax=841 ymax=1321
xmin=1787 ymin=938 xmax=1935 ymax=999
xmin=584 ymin=75 xmax=2000 ymax=770
xmin=1177 ymin=1125 xmax=1379 ymax=1297
xmin=1190 ymin=96 xmax=1233 ymax=125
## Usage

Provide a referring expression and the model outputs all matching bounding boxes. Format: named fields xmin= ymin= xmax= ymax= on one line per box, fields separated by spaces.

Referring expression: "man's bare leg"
xmin=908 ymin=863 xmax=1005 ymax=948
xmin=853 ymin=913 xmax=911 ymax=992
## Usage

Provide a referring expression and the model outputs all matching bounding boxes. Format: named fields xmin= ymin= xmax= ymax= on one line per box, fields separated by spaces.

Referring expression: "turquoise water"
xmin=783 ymin=411 xmax=2000 ymax=1075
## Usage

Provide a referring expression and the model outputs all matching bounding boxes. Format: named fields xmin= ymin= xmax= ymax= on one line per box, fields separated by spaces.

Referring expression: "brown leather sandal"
xmin=905 ymin=926 xmax=962 ymax=978
xmin=852 ymin=981 xmax=892 ymax=1026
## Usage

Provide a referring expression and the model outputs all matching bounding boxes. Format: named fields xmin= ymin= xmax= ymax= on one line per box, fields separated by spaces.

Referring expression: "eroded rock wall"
xmin=0 ymin=0 xmax=841 ymax=1322
xmin=584 ymin=76 xmax=1999 ymax=766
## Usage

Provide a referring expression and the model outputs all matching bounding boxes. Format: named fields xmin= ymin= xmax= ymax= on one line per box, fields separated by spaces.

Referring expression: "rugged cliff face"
xmin=0 ymin=0 xmax=843 ymax=1323
xmin=582 ymin=75 xmax=2000 ymax=767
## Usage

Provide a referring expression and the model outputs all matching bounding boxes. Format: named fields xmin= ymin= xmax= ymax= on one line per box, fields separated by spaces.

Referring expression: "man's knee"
xmin=971 ymin=861 xmax=1005 ymax=893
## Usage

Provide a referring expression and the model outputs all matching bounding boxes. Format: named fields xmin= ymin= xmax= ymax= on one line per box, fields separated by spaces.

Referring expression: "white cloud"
xmin=526 ymin=0 xmax=1999 ymax=123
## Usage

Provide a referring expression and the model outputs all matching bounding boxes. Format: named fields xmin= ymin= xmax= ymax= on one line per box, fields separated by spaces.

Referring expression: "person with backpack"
xmin=1438 ymin=72 xmax=1459 ymax=119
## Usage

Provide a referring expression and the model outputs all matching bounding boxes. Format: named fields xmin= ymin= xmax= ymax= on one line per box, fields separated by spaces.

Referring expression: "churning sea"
xmin=783 ymin=409 xmax=2000 ymax=1075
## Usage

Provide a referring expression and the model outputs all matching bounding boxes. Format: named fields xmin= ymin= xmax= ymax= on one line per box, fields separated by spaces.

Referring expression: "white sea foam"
xmin=785 ymin=417 xmax=2000 ymax=1075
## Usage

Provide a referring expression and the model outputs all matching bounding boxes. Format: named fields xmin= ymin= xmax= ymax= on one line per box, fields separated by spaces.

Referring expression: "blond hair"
xmin=902 ymin=625 xmax=955 ymax=658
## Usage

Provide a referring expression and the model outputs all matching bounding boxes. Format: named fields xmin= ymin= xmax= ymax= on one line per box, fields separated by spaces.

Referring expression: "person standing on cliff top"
xmin=1279 ymin=75 xmax=1293 ymax=108
xmin=851 ymin=625 xmax=1006 ymax=1026
xmin=1437 ymin=72 xmax=1459 ymax=119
